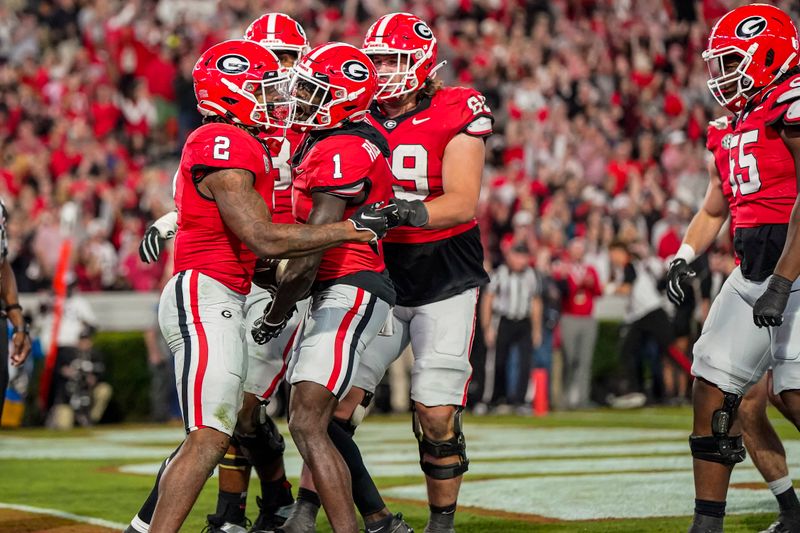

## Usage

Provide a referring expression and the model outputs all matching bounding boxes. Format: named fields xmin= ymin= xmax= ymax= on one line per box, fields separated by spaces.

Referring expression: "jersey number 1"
xmin=728 ymin=130 xmax=761 ymax=197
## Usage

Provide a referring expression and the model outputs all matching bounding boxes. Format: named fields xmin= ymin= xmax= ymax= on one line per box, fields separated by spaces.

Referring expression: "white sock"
xmin=768 ymin=475 xmax=794 ymax=496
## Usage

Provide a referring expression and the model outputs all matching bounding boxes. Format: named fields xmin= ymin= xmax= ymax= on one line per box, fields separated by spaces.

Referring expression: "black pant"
xmin=0 ymin=322 xmax=8 ymax=421
xmin=620 ymin=308 xmax=673 ymax=400
xmin=493 ymin=317 xmax=532 ymax=406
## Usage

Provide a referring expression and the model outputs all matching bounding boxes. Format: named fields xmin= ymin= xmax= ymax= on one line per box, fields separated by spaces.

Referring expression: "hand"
xmin=385 ymin=198 xmax=429 ymax=228
xmin=252 ymin=259 xmax=280 ymax=295
xmin=138 ymin=212 xmax=177 ymax=264
xmin=666 ymin=258 xmax=696 ymax=306
xmin=348 ymin=202 xmax=390 ymax=242
xmin=532 ymin=329 xmax=542 ymax=349
xmin=251 ymin=302 xmax=295 ymax=345
xmin=484 ymin=327 xmax=496 ymax=349
xmin=753 ymin=274 xmax=793 ymax=328
xmin=9 ymin=330 xmax=31 ymax=367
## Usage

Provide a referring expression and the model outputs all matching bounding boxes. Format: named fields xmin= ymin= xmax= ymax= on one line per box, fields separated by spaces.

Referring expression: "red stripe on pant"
xmin=326 ymin=288 xmax=364 ymax=393
xmin=189 ymin=271 xmax=210 ymax=427
xmin=260 ymin=323 xmax=300 ymax=399
xmin=460 ymin=288 xmax=480 ymax=406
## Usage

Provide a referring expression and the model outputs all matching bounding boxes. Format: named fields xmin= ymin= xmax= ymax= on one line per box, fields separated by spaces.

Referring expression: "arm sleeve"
xmin=186 ymin=124 xmax=267 ymax=181
xmin=307 ymin=137 xmax=373 ymax=200
xmin=453 ymin=88 xmax=494 ymax=138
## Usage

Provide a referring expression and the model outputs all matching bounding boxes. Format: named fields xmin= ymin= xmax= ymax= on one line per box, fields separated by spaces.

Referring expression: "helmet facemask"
xmin=365 ymin=48 xmax=434 ymax=102
xmin=287 ymin=69 xmax=367 ymax=129
xmin=219 ymin=71 xmax=293 ymax=128
xmin=703 ymin=44 xmax=757 ymax=111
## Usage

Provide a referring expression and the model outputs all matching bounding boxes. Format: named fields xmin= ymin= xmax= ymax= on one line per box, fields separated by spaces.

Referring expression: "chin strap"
xmin=429 ymin=60 xmax=447 ymax=80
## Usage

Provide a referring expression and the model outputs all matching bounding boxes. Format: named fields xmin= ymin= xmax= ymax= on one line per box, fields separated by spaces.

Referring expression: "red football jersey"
xmin=261 ymin=128 xmax=305 ymax=224
xmin=173 ymin=122 xmax=273 ymax=294
xmin=292 ymin=129 xmax=392 ymax=281
xmin=706 ymin=116 xmax=740 ymax=265
xmin=728 ymin=74 xmax=800 ymax=228
xmin=368 ymin=86 xmax=494 ymax=244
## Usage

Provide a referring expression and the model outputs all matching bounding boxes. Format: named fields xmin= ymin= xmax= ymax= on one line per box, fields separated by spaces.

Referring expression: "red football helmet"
xmin=287 ymin=42 xmax=378 ymax=130
xmin=193 ymin=39 xmax=292 ymax=128
xmin=245 ymin=13 xmax=310 ymax=61
xmin=703 ymin=3 xmax=799 ymax=111
xmin=362 ymin=13 xmax=439 ymax=102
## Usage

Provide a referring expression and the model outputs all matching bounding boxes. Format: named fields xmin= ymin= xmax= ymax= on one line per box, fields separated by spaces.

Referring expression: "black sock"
xmin=328 ymin=419 xmax=386 ymax=516
xmin=208 ymin=490 xmax=246 ymax=525
xmin=132 ymin=444 xmax=181 ymax=526
xmin=694 ymin=499 xmax=726 ymax=518
xmin=777 ymin=487 xmax=800 ymax=511
xmin=427 ymin=503 xmax=456 ymax=532
xmin=297 ymin=487 xmax=321 ymax=508
xmin=364 ymin=513 xmax=394 ymax=532
xmin=259 ymin=475 xmax=294 ymax=512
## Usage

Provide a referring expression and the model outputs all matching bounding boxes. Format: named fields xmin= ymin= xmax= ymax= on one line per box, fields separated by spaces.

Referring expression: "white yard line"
xmin=0 ymin=502 xmax=126 ymax=530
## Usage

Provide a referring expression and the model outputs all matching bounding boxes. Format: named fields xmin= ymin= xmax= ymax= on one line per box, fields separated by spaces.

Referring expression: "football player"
xmin=668 ymin=113 xmax=800 ymax=533
xmin=298 ymin=13 xmax=493 ymax=533
xmin=126 ymin=39 xmax=389 ymax=533
xmin=682 ymin=5 xmax=800 ymax=532
xmin=252 ymin=42 xmax=398 ymax=533
xmin=134 ymin=15 xmax=311 ymax=533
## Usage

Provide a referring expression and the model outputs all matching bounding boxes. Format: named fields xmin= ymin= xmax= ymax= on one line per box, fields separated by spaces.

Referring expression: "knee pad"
xmin=344 ymin=391 xmax=373 ymax=433
xmin=689 ymin=391 xmax=746 ymax=465
xmin=412 ymin=405 xmax=469 ymax=480
xmin=235 ymin=401 xmax=285 ymax=467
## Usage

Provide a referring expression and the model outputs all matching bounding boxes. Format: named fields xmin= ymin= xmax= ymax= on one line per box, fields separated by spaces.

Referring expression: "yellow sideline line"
xmin=0 ymin=502 xmax=126 ymax=530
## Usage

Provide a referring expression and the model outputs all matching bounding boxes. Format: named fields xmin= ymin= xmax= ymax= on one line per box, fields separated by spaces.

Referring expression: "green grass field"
xmin=1 ymin=407 xmax=796 ymax=532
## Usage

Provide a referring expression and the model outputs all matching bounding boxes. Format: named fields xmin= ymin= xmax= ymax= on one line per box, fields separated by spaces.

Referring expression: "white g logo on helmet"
xmin=342 ymin=60 xmax=370 ymax=82
xmin=413 ymin=22 xmax=433 ymax=40
xmin=735 ymin=16 xmax=768 ymax=39
xmin=217 ymin=54 xmax=250 ymax=74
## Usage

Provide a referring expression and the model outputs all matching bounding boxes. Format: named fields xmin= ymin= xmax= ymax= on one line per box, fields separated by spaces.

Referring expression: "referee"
xmin=481 ymin=243 xmax=542 ymax=409
xmin=0 ymin=200 xmax=32 ymax=422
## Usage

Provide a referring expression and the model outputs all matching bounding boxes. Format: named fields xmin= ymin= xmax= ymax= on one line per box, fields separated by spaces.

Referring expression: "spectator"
xmin=532 ymin=248 xmax=562 ymax=405
xmin=481 ymin=243 xmax=543 ymax=413
xmin=554 ymin=237 xmax=602 ymax=409
xmin=607 ymin=240 xmax=672 ymax=404
xmin=48 ymin=329 xmax=112 ymax=429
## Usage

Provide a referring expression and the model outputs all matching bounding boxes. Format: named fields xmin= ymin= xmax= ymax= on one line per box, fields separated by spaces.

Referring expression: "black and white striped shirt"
xmin=488 ymin=265 xmax=540 ymax=320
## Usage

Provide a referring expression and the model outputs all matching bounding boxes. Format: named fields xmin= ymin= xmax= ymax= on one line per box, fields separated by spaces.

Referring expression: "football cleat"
xmin=202 ymin=520 xmax=250 ymax=533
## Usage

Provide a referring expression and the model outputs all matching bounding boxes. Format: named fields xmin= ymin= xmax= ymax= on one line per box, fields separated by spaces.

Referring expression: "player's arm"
xmin=426 ymin=133 xmax=485 ymax=228
xmin=139 ymin=210 xmax=177 ymax=264
xmin=2 ymin=260 xmax=31 ymax=366
xmin=666 ymin=159 xmax=729 ymax=305
xmin=202 ymin=168 xmax=380 ymax=258
xmin=263 ymin=192 xmax=348 ymax=324
xmin=753 ymin=126 xmax=800 ymax=327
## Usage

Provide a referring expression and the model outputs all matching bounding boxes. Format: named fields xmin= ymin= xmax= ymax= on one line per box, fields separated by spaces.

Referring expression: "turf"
xmin=0 ymin=406 xmax=795 ymax=532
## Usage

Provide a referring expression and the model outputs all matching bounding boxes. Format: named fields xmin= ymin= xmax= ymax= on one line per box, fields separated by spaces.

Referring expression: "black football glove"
xmin=139 ymin=227 xmax=166 ymax=264
xmin=348 ymin=202 xmax=394 ymax=254
xmin=138 ymin=213 xmax=177 ymax=264
xmin=666 ymin=258 xmax=696 ymax=306
xmin=753 ymin=274 xmax=793 ymax=328
xmin=252 ymin=259 xmax=279 ymax=295
xmin=386 ymin=198 xmax=429 ymax=229
xmin=251 ymin=302 xmax=296 ymax=345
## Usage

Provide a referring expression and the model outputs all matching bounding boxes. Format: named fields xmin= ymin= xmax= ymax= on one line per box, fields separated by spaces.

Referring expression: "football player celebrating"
xmin=127 ymin=39 xmax=389 ymax=533
xmin=134 ymin=15 xmax=311 ymax=533
xmin=253 ymin=42 xmax=397 ymax=533
xmin=684 ymin=5 xmax=800 ymax=533
xmin=313 ymin=13 xmax=493 ymax=533
xmin=668 ymin=112 xmax=800 ymax=533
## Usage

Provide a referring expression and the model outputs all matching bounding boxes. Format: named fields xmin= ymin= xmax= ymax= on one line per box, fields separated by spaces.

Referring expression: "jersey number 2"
xmin=728 ymin=130 xmax=761 ymax=197
xmin=213 ymin=136 xmax=230 ymax=160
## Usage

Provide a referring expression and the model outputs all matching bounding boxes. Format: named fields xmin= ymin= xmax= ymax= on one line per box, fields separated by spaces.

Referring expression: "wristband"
xmin=5 ymin=303 xmax=22 ymax=313
xmin=674 ymin=243 xmax=696 ymax=264
xmin=12 ymin=323 xmax=29 ymax=335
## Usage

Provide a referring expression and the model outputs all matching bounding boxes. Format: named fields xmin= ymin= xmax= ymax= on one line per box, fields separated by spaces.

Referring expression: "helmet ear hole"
xmin=765 ymin=49 xmax=775 ymax=67
xmin=221 ymin=96 xmax=239 ymax=105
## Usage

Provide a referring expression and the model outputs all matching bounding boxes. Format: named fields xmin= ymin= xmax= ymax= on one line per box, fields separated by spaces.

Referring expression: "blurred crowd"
xmin=2 ymin=0 xmax=800 ymax=412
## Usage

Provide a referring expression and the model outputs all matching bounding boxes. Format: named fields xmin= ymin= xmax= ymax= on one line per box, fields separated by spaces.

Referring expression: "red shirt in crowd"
xmin=558 ymin=263 xmax=603 ymax=316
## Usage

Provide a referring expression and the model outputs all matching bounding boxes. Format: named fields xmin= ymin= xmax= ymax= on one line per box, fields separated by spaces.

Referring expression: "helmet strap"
xmin=429 ymin=60 xmax=447 ymax=79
